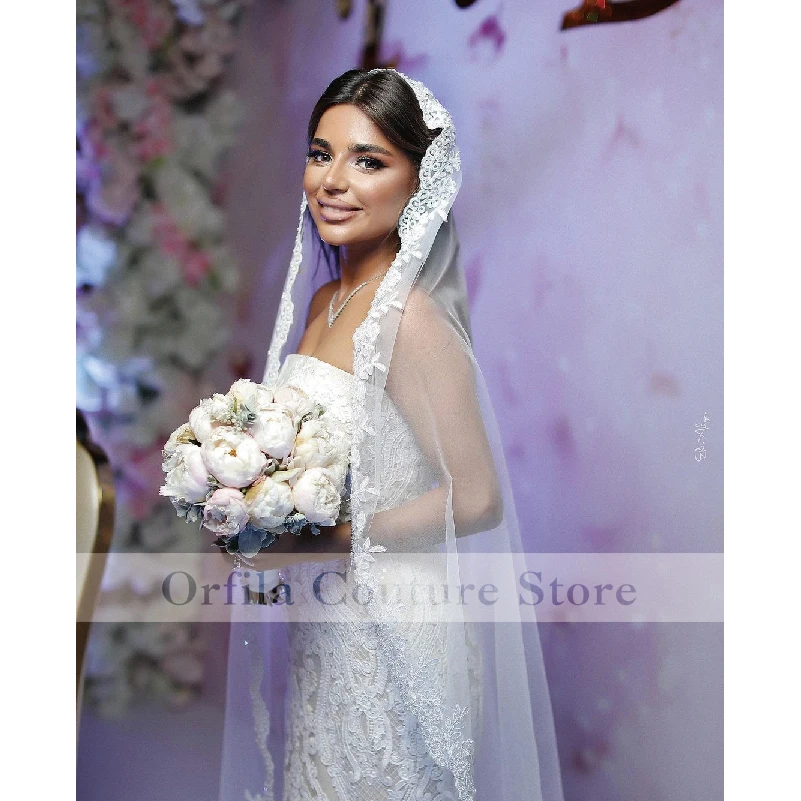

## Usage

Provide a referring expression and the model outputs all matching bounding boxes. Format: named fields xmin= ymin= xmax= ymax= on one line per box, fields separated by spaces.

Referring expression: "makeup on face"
xmin=303 ymin=105 xmax=417 ymax=247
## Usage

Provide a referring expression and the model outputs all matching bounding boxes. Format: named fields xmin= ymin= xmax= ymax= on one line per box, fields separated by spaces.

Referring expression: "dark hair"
xmin=308 ymin=69 xmax=441 ymax=172
xmin=307 ymin=69 xmax=442 ymax=281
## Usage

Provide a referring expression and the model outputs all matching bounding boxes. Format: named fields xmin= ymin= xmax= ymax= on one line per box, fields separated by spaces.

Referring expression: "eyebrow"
xmin=310 ymin=137 xmax=394 ymax=157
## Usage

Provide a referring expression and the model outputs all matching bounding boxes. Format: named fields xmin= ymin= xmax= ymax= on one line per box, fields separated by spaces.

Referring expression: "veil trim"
xmin=264 ymin=195 xmax=308 ymax=386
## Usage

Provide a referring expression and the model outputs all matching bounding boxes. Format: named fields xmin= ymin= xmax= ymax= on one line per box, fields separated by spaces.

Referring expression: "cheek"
xmin=303 ymin=167 xmax=318 ymax=196
xmin=367 ymin=177 xmax=415 ymax=221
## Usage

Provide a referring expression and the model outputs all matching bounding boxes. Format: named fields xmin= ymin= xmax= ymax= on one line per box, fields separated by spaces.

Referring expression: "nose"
xmin=322 ymin=157 xmax=348 ymax=193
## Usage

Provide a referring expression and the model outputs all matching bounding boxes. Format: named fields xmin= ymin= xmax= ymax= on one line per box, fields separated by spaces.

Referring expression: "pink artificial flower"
xmin=113 ymin=0 xmax=174 ymax=50
xmin=86 ymin=145 xmax=141 ymax=226
xmin=152 ymin=205 xmax=212 ymax=286
xmin=203 ymin=487 xmax=249 ymax=537
xmin=92 ymin=85 xmax=120 ymax=132
xmin=133 ymin=80 xmax=173 ymax=163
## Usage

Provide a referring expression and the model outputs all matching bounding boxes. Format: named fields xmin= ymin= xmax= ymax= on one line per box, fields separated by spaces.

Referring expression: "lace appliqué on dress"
xmin=274 ymin=354 xmax=463 ymax=801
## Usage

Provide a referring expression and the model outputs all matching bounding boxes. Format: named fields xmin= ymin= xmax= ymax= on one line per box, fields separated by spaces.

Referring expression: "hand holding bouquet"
xmin=160 ymin=379 xmax=351 ymax=560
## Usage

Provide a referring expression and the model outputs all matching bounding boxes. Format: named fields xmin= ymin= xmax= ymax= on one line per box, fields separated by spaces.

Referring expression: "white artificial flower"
xmin=294 ymin=418 xmax=349 ymax=478
xmin=323 ymin=459 xmax=349 ymax=492
xmin=228 ymin=378 xmax=273 ymax=412
xmin=107 ymin=10 xmax=149 ymax=80
xmin=203 ymin=487 xmax=249 ymax=536
xmin=206 ymin=88 xmax=244 ymax=147
xmin=245 ymin=475 xmax=294 ymax=530
xmin=163 ymin=423 xmax=197 ymax=464
xmin=171 ymin=0 xmax=205 ymax=26
xmin=76 ymin=355 xmax=104 ymax=413
xmin=110 ymin=83 xmax=149 ymax=123
xmin=171 ymin=110 xmax=219 ymax=180
xmin=152 ymin=161 xmax=224 ymax=239
xmin=105 ymin=380 xmax=141 ymax=416
xmin=292 ymin=467 xmax=342 ymax=525
xmin=77 ymin=224 xmax=118 ymax=286
xmin=160 ymin=443 xmax=210 ymax=503
xmin=250 ymin=406 xmax=296 ymax=460
xmin=136 ymin=250 xmax=183 ymax=300
xmin=273 ymin=385 xmax=315 ymax=422
xmin=201 ymin=426 xmax=266 ymax=487
xmin=207 ymin=243 xmax=240 ymax=292
xmin=189 ymin=402 xmax=217 ymax=444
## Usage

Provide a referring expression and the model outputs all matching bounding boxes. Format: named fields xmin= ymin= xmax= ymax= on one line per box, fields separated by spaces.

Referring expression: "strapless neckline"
xmin=283 ymin=352 xmax=355 ymax=380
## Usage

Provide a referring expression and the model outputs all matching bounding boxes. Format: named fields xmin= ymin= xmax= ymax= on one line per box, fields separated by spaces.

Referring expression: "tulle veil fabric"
xmin=218 ymin=70 xmax=565 ymax=801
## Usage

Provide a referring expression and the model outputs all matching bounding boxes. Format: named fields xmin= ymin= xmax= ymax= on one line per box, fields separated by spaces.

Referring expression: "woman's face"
xmin=303 ymin=104 xmax=418 ymax=250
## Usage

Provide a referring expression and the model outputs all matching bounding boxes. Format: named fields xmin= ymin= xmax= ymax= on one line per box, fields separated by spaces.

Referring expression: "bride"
xmin=217 ymin=68 xmax=565 ymax=801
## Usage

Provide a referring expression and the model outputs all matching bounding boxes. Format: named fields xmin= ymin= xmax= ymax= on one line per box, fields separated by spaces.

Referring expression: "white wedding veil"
xmin=218 ymin=69 xmax=565 ymax=801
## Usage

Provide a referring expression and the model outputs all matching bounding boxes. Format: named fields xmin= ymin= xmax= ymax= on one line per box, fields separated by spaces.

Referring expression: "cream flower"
xmin=202 ymin=487 xmax=249 ymax=537
xmin=245 ymin=475 xmax=294 ymax=530
xmin=188 ymin=402 xmax=219 ymax=444
xmin=294 ymin=418 xmax=349 ymax=478
xmin=250 ymin=406 xmax=296 ymax=460
xmin=228 ymin=378 xmax=273 ymax=412
xmin=201 ymin=426 xmax=266 ymax=487
xmin=292 ymin=467 xmax=342 ymax=526
xmin=163 ymin=422 xmax=197 ymax=464
xmin=159 ymin=443 xmax=209 ymax=504
xmin=273 ymin=385 xmax=315 ymax=422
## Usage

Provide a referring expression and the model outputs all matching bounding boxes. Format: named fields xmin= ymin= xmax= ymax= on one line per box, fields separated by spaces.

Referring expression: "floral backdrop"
xmin=76 ymin=0 xmax=249 ymax=716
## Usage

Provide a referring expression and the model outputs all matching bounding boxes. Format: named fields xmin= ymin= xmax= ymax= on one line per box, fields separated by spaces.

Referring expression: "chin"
xmin=313 ymin=218 xmax=366 ymax=248
xmin=315 ymin=225 xmax=354 ymax=247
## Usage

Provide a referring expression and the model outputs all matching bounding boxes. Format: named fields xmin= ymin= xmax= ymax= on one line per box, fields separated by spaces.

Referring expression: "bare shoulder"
xmin=402 ymin=288 xmax=448 ymax=337
xmin=397 ymin=288 xmax=459 ymax=358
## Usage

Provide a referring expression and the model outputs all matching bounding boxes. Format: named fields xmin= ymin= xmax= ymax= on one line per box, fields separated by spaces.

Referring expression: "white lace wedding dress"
xmin=273 ymin=353 xmax=483 ymax=801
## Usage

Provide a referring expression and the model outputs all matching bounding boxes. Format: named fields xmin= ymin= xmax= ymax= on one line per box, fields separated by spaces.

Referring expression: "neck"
xmin=337 ymin=230 xmax=400 ymax=295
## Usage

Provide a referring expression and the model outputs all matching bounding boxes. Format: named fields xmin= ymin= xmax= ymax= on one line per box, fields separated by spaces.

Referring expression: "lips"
xmin=317 ymin=198 xmax=361 ymax=222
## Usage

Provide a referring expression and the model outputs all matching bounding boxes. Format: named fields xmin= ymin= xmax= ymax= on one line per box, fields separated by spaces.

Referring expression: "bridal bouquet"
xmin=160 ymin=379 xmax=351 ymax=558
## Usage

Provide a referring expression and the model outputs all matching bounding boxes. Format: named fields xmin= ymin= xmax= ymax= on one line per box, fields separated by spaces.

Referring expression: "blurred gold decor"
xmin=561 ymin=0 xmax=682 ymax=30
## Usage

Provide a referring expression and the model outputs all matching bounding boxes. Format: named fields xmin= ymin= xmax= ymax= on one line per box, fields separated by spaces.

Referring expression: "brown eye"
xmin=356 ymin=156 xmax=385 ymax=171
xmin=306 ymin=149 xmax=330 ymax=163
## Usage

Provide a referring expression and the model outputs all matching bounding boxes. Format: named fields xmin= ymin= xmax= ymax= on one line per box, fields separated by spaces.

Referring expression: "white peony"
xmin=160 ymin=443 xmax=209 ymax=504
xmin=250 ymin=405 xmax=296 ymax=460
xmin=245 ymin=475 xmax=294 ymax=530
xmin=228 ymin=378 xmax=274 ymax=412
xmin=273 ymin=385 xmax=315 ymax=422
xmin=292 ymin=467 xmax=342 ymax=525
xmin=163 ymin=423 xmax=197 ymax=465
xmin=294 ymin=418 xmax=349 ymax=477
xmin=323 ymin=459 xmax=349 ymax=492
xmin=203 ymin=487 xmax=249 ymax=537
xmin=188 ymin=403 xmax=217 ymax=444
xmin=201 ymin=427 xmax=266 ymax=487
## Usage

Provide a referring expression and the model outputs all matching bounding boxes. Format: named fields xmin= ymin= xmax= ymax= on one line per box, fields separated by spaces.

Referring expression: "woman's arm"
xmin=367 ymin=289 xmax=504 ymax=550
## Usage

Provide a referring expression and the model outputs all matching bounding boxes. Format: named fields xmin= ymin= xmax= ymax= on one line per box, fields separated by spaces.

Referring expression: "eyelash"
xmin=306 ymin=148 xmax=385 ymax=171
